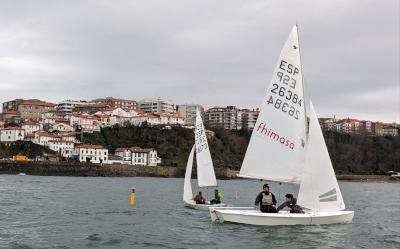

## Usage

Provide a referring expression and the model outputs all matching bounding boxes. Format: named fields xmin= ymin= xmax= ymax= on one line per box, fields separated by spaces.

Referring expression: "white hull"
xmin=210 ymin=207 xmax=354 ymax=226
xmin=185 ymin=200 xmax=228 ymax=211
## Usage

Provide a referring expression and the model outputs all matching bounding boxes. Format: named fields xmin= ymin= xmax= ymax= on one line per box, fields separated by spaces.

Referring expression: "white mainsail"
xmin=183 ymin=145 xmax=195 ymax=202
xmin=239 ymin=25 xmax=307 ymax=183
xmin=297 ymin=102 xmax=345 ymax=211
xmin=195 ymin=109 xmax=218 ymax=187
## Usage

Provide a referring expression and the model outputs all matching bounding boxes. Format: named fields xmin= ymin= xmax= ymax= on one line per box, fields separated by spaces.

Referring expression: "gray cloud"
xmin=0 ymin=0 xmax=398 ymax=122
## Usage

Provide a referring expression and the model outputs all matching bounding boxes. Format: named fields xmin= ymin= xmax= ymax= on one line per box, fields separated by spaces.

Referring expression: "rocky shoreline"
xmin=0 ymin=161 xmax=238 ymax=178
xmin=0 ymin=161 xmax=398 ymax=183
xmin=336 ymin=174 xmax=399 ymax=183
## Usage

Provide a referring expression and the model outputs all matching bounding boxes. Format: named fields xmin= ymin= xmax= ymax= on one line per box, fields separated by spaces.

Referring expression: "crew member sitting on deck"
xmin=255 ymin=184 xmax=277 ymax=213
xmin=194 ymin=191 xmax=206 ymax=204
xmin=210 ymin=189 xmax=223 ymax=205
xmin=277 ymin=193 xmax=304 ymax=213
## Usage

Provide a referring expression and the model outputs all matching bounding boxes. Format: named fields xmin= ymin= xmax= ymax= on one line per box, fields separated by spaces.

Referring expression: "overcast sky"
xmin=0 ymin=0 xmax=399 ymax=122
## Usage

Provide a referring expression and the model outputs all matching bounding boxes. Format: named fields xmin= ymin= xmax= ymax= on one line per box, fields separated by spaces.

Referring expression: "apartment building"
xmin=4 ymin=99 xmax=56 ymax=121
xmin=92 ymin=97 xmax=138 ymax=111
xmin=204 ymin=106 xmax=242 ymax=130
xmin=177 ymin=104 xmax=204 ymax=126
xmin=139 ymin=98 xmax=176 ymax=114
xmin=57 ymin=100 xmax=88 ymax=114
xmin=241 ymin=108 xmax=260 ymax=130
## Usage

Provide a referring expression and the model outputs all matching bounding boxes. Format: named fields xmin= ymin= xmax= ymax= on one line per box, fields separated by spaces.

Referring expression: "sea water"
xmin=0 ymin=176 xmax=399 ymax=249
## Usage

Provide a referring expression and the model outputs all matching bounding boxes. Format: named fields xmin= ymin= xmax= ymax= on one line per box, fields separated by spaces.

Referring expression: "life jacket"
xmin=261 ymin=192 xmax=273 ymax=206
xmin=195 ymin=195 xmax=205 ymax=204
xmin=215 ymin=192 xmax=223 ymax=201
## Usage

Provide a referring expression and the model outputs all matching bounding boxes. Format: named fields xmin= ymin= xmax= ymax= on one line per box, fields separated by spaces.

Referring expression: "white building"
xmin=41 ymin=112 xmax=69 ymax=125
xmin=58 ymin=134 xmax=76 ymax=143
xmin=129 ymin=114 xmax=161 ymax=126
xmin=57 ymin=100 xmax=88 ymax=114
xmin=48 ymin=140 xmax=75 ymax=158
xmin=363 ymin=121 xmax=373 ymax=133
xmin=114 ymin=146 xmax=161 ymax=166
xmin=33 ymin=132 xmax=60 ymax=146
xmin=52 ymin=123 xmax=74 ymax=132
xmin=139 ymin=98 xmax=176 ymax=114
xmin=319 ymin=118 xmax=337 ymax=131
xmin=158 ymin=114 xmax=185 ymax=126
xmin=377 ymin=126 xmax=399 ymax=136
xmin=130 ymin=147 xmax=160 ymax=166
xmin=114 ymin=148 xmax=132 ymax=161
xmin=0 ymin=127 xmax=25 ymax=142
xmin=77 ymin=144 xmax=108 ymax=164
xmin=22 ymin=122 xmax=42 ymax=135
xmin=70 ymin=114 xmax=100 ymax=132
xmin=100 ymin=107 xmax=141 ymax=118
xmin=95 ymin=114 xmax=117 ymax=127
xmin=336 ymin=119 xmax=360 ymax=134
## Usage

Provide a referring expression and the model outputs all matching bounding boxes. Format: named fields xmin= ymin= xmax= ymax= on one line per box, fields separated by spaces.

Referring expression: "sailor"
xmin=277 ymin=193 xmax=304 ymax=213
xmin=255 ymin=184 xmax=277 ymax=213
xmin=194 ymin=191 xmax=206 ymax=204
xmin=210 ymin=189 xmax=223 ymax=205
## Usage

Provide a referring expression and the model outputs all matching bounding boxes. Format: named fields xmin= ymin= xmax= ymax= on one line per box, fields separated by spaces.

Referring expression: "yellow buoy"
xmin=130 ymin=187 xmax=135 ymax=206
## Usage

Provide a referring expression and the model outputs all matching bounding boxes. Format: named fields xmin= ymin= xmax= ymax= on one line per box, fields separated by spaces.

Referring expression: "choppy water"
xmin=0 ymin=175 xmax=399 ymax=249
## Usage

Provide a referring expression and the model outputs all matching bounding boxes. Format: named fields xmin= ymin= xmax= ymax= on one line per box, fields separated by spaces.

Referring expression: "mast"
xmin=295 ymin=24 xmax=316 ymax=212
xmin=295 ymin=24 xmax=310 ymax=138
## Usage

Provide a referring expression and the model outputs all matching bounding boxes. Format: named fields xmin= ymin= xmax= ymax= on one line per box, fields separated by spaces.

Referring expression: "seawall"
xmin=0 ymin=161 xmax=239 ymax=178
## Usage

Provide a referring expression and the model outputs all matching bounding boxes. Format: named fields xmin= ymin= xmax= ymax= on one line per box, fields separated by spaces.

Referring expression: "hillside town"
xmin=0 ymin=97 xmax=398 ymax=165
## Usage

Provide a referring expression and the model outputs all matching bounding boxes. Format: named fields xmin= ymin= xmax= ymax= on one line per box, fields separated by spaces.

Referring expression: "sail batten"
xmin=239 ymin=26 xmax=307 ymax=182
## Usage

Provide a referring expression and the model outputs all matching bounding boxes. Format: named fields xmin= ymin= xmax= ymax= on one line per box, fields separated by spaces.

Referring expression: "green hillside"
xmin=79 ymin=124 xmax=248 ymax=169
xmin=80 ymin=124 xmax=400 ymax=174
xmin=0 ymin=141 xmax=55 ymax=159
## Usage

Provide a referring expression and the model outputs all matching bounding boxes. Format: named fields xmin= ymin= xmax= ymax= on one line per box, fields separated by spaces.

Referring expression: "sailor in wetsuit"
xmin=255 ymin=184 xmax=277 ymax=213
xmin=277 ymin=193 xmax=304 ymax=213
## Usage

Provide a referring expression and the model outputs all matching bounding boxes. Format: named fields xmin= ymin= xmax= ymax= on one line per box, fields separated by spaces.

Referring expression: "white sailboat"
xmin=183 ymin=109 xmax=228 ymax=211
xmin=210 ymin=25 xmax=354 ymax=225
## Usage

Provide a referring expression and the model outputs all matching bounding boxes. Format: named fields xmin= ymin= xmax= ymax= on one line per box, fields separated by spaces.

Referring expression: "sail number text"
xmin=276 ymin=60 xmax=299 ymax=89
xmin=270 ymin=84 xmax=302 ymax=107
xmin=267 ymin=60 xmax=302 ymax=120
xmin=267 ymin=95 xmax=300 ymax=120
xmin=195 ymin=124 xmax=208 ymax=154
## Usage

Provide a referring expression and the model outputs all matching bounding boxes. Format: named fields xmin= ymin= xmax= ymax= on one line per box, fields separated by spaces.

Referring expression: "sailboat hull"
xmin=185 ymin=200 xmax=228 ymax=211
xmin=210 ymin=207 xmax=354 ymax=226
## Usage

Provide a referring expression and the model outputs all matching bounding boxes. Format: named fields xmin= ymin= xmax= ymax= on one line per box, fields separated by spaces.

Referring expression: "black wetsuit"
xmin=277 ymin=198 xmax=304 ymax=213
